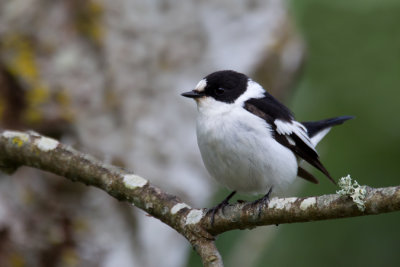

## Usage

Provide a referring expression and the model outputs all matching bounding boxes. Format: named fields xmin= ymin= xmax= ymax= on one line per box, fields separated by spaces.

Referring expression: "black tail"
xmin=302 ymin=116 xmax=354 ymax=138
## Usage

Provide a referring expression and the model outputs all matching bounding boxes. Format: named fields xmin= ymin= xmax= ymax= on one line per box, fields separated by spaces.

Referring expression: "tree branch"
xmin=1 ymin=130 xmax=399 ymax=266
xmin=202 ymin=186 xmax=400 ymax=235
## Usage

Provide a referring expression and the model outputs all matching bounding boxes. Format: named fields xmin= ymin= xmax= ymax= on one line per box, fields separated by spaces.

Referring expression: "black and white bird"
xmin=181 ymin=70 xmax=353 ymax=218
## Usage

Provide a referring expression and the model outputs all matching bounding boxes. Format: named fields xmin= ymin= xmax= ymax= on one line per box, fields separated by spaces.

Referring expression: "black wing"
xmin=244 ymin=93 xmax=293 ymax=123
xmin=244 ymin=94 xmax=335 ymax=184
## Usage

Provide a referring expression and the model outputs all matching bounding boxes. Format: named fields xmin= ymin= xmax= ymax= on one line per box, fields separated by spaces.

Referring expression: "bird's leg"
xmin=207 ymin=190 xmax=236 ymax=226
xmin=249 ymin=187 xmax=273 ymax=217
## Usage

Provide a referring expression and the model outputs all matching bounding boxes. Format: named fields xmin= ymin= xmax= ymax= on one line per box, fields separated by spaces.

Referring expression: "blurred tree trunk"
xmin=0 ymin=1 xmax=304 ymax=266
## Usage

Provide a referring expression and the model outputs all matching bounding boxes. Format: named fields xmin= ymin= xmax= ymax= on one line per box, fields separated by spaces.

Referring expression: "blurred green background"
xmin=189 ymin=0 xmax=400 ymax=266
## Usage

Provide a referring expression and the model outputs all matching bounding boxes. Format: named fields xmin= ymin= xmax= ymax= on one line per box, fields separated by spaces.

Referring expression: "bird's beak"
xmin=181 ymin=90 xmax=204 ymax=99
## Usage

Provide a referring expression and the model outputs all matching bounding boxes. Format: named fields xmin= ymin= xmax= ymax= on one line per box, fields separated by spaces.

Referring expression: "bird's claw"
xmin=207 ymin=191 xmax=236 ymax=226
xmin=248 ymin=187 xmax=273 ymax=217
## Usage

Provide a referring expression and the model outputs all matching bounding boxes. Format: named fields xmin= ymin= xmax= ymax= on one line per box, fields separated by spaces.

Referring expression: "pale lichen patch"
xmin=185 ymin=209 xmax=203 ymax=225
xmin=380 ymin=186 xmax=397 ymax=197
xmin=337 ymin=174 xmax=366 ymax=211
xmin=3 ymin=131 xmax=29 ymax=147
xmin=34 ymin=136 xmax=59 ymax=151
xmin=123 ymin=174 xmax=148 ymax=189
xmin=171 ymin=203 xmax=191 ymax=214
xmin=268 ymin=197 xmax=297 ymax=210
xmin=27 ymin=130 xmax=41 ymax=137
xmin=3 ymin=131 xmax=28 ymax=139
xmin=300 ymin=197 xmax=316 ymax=211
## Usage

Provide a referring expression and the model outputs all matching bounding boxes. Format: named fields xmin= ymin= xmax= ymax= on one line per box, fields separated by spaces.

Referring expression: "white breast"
xmin=196 ymin=98 xmax=298 ymax=195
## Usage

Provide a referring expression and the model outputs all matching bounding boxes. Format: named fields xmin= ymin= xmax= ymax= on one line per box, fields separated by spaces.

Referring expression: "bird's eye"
xmin=215 ymin=87 xmax=225 ymax=95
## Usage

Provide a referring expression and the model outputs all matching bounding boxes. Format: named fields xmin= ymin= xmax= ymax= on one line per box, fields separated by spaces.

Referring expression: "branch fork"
xmin=1 ymin=130 xmax=399 ymax=267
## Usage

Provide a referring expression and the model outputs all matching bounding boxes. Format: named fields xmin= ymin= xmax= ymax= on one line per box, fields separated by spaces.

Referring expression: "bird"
xmin=181 ymin=70 xmax=353 ymax=222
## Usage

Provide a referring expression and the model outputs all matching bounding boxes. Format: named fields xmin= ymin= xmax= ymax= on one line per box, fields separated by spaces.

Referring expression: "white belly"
xmin=196 ymin=104 xmax=298 ymax=195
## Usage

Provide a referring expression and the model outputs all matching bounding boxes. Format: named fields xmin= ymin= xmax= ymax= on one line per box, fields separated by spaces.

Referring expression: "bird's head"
xmin=181 ymin=70 xmax=252 ymax=104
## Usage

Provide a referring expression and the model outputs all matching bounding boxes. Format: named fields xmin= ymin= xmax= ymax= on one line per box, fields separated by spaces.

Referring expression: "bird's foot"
xmin=248 ymin=187 xmax=273 ymax=217
xmin=207 ymin=191 xmax=236 ymax=226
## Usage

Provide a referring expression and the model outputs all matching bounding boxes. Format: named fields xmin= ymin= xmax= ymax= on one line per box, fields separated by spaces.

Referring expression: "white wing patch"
xmin=274 ymin=119 xmax=316 ymax=152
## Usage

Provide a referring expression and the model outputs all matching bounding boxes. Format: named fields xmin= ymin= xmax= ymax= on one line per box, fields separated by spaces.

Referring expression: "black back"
xmin=244 ymin=93 xmax=294 ymax=123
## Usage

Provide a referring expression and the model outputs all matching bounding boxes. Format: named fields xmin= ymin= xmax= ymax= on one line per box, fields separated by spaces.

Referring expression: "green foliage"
xmin=256 ymin=1 xmax=400 ymax=266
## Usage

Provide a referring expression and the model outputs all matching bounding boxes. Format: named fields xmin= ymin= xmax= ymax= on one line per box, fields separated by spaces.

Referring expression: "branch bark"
xmin=1 ymin=130 xmax=399 ymax=266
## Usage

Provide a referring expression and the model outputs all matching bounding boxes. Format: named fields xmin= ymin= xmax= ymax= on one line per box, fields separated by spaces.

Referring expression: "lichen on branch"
xmin=1 ymin=130 xmax=400 ymax=267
